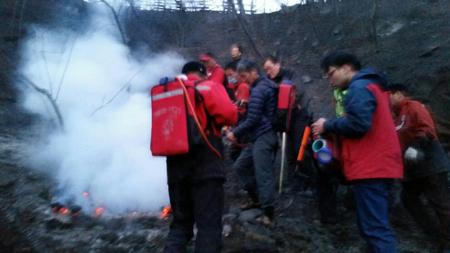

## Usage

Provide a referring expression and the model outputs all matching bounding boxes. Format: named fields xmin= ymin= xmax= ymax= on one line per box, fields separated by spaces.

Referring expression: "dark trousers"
xmin=233 ymin=145 xmax=257 ymax=200
xmin=402 ymin=172 xmax=450 ymax=250
xmin=317 ymin=161 xmax=344 ymax=224
xmin=233 ymin=131 xmax=278 ymax=209
xmin=352 ymin=180 xmax=397 ymax=253
xmin=163 ymin=178 xmax=224 ymax=253
xmin=284 ymin=113 xmax=312 ymax=190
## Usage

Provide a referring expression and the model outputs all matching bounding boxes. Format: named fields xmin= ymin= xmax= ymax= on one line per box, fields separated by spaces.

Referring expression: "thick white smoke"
xmin=18 ymin=2 xmax=183 ymax=214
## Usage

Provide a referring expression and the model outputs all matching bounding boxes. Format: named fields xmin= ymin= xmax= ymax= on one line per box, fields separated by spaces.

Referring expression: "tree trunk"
xmin=236 ymin=0 xmax=245 ymax=15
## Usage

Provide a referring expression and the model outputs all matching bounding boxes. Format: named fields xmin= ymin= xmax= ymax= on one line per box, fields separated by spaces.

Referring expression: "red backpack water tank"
xmin=150 ymin=78 xmax=190 ymax=156
xmin=276 ymin=81 xmax=297 ymax=132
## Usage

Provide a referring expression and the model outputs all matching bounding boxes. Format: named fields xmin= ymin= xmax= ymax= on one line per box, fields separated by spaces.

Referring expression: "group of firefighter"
xmin=150 ymin=44 xmax=450 ymax=253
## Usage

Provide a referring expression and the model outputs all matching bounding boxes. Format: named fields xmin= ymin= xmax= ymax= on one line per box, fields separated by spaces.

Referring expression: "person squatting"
xmin=150 ymin=46 xmax=450 ymax=253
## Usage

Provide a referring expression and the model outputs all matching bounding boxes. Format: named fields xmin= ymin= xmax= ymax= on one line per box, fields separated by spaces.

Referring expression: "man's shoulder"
xmin=254 ymin=78 xmax=276 ymax=94
xmin=405 ymin=99 xmax=424 ymax=107
xmin=212 ymin=65 xmax=224 ymax=72
xmin=258 ymin=77 xmax=277 ymax=87
xmin=403 ymin=99 xmax=428 ymax=113
xmin=349 ymin=79 xmax=383 ymax=96
xmin=349 ymin=78 xmax=371 ymax=89
xmin=281 ymin=68 xmax=295 ymax=80
xmin=194 ymin=79 xmax=217 ymax=91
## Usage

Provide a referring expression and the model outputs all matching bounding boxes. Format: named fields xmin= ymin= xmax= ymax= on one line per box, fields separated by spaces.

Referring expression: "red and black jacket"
xmin=324 ymin=68 xmax=403 ymax=181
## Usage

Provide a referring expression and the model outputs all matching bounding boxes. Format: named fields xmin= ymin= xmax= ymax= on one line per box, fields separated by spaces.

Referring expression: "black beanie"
xmin=181 ymin=61 xmax=207 ymax=76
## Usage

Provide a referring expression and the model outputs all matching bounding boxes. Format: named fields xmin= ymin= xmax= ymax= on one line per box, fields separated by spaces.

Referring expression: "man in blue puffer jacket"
xmin=227 ymin=59 xmax=278 ymax=225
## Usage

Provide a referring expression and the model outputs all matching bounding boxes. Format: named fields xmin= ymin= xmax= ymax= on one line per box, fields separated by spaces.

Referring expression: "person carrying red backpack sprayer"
xmin=150 ymin=61 xmax=237 ymax=253
xmin=263 ymin=55 xmax=314 ymax=194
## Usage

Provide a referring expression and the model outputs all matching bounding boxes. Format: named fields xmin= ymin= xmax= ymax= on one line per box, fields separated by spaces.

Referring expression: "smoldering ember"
xmin=1 ymin=0 xmax=450 ymax=252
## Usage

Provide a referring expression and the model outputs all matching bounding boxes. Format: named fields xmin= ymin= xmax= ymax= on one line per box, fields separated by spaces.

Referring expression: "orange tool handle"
xmin=297 ymin=126 xmax=311 ymax=161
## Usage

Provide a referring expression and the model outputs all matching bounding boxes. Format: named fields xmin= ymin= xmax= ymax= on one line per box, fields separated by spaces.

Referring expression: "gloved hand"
xmin=404 ymin=147 xmax=425 ymax=163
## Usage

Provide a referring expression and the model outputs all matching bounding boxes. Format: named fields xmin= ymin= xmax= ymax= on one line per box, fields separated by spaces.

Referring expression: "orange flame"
xmin=160 ymin=205 xmax=172 ymax=219
xmin=95 ymin=207 xmax=105 ymax=217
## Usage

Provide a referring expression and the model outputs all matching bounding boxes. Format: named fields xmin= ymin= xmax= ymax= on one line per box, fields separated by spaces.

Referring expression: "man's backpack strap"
xmin=177 ymin=78 xmax=222 ymax=159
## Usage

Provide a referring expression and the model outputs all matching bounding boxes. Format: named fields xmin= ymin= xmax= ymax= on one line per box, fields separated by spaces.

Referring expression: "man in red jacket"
xmin=163 ymin=61 xmax=237 ymax=253
xmin=312 ymin=52 xmax=403 ymax=253
xmin=200 ymin=52 xmax=225 ymax=84
xmin=388 ymin=83 xmax=450 ymax=252
xmin=200 ymin=52 xmax=235 ymax=100
xmin=224 ymin=62 xmax=250 ymax=107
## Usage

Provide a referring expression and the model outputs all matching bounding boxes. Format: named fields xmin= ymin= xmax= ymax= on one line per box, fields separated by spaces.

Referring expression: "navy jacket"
xmin=233 ymin=77 xmax=277 ymax=141
xmin=325 ymin=68 xmax=387 ymax=138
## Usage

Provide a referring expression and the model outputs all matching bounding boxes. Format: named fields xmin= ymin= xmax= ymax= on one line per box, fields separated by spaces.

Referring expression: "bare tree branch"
xmin=99 ymin=0 xmax=128 ymax=45
xmin=18 ymin=74 xmax=65 ymax=128
xmin=89 ymin=67 xmax=144 ymax=117
xmin=0 ymin=49 xmax=64 ymax=129
xmin=55 ymin=34 xmax=78 ymax=101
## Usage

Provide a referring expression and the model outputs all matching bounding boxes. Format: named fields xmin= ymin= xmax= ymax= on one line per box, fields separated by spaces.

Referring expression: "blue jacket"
xmin=325 ymin=68 xmax=387 ymax=138
xmin=233 ymin=77 xmax=277 ymax=141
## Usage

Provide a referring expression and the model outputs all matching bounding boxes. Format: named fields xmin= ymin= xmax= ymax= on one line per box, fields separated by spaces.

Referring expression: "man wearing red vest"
xmin=312 ymin=52 xmax=403 ymax=253
xmin=163 ymin=61 xmax=237 ymax=253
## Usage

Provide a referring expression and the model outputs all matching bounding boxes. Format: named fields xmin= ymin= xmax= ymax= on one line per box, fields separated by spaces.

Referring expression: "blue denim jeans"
xmin=352 ymin=179 xmax=397 ymax=253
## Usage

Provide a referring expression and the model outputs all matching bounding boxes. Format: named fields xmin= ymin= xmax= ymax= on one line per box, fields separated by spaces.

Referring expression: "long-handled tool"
xmin=278 ymin=131 xmax=287 ymax=194
xmin=297 ymin=126 xmax=311 ymax=162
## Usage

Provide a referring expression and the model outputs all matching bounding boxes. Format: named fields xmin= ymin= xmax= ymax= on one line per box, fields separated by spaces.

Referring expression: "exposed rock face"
xmin=125 ymin=0 xmax=450 ymax=150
